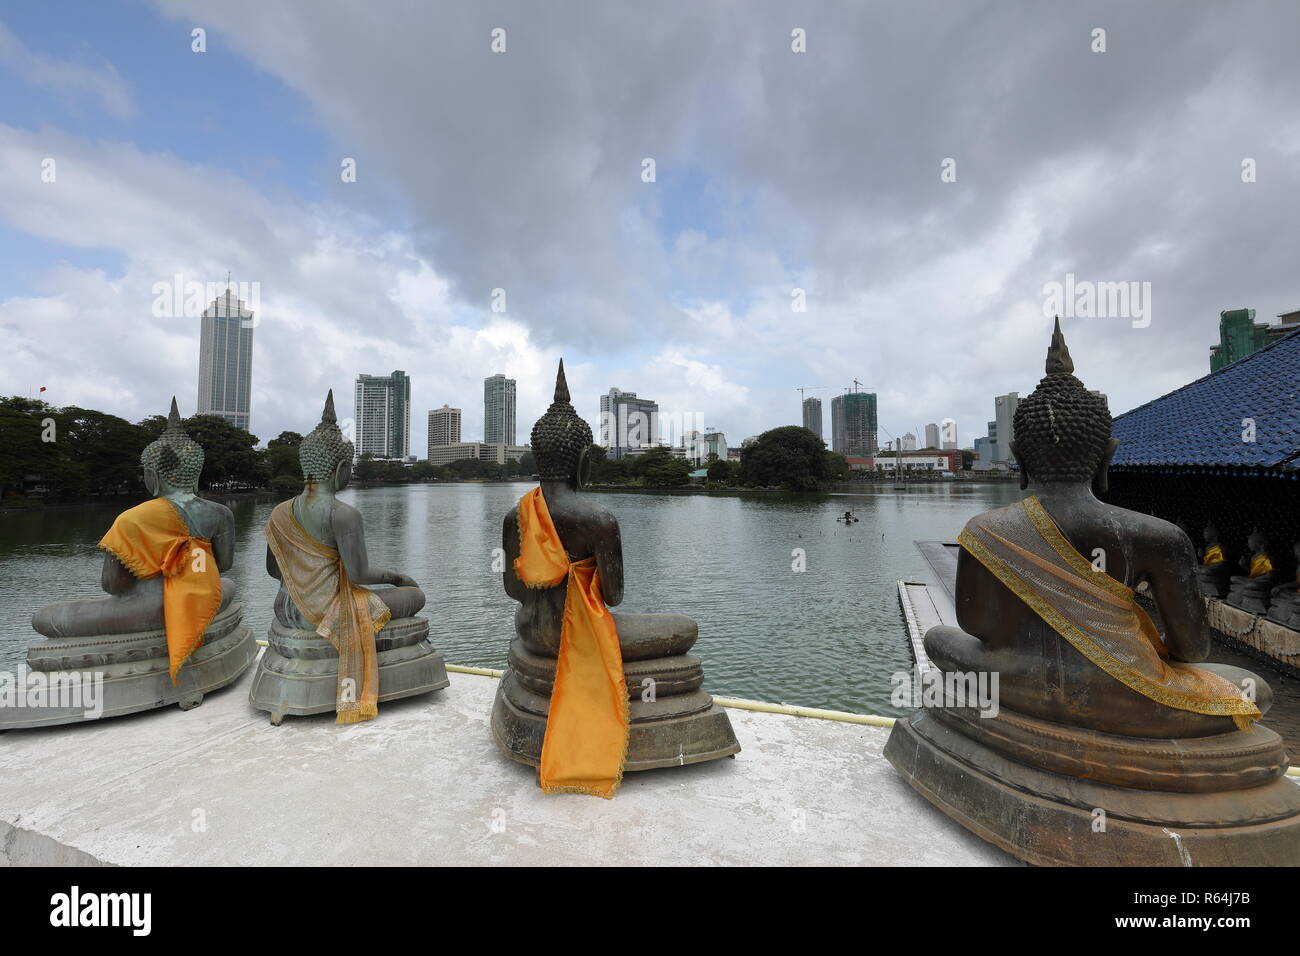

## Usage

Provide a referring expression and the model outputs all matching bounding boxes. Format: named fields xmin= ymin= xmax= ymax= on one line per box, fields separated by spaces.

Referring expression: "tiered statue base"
xmin=248 ymin=615 xmax=448 ymax=724
xmin=884 ymin=705 xmax=1300 ymax=866
xmin=0 ymin=602 xmax=256 ymax=731
xmin=491 ymin=637 xmax=740 ymax=771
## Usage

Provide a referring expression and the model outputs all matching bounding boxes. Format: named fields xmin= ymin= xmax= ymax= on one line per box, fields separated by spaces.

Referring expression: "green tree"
xmin=706 ymin=457 xmax=730 ymax=482
xmin=183 ymin=414 xmax=261 ymax=490
xmin=740 ymin=426 xmax=830 ymax=491
xmin=824 ymin=451 xmax=850 ymax=481
xmin=635 ymin=447 xmax=691 ymax=487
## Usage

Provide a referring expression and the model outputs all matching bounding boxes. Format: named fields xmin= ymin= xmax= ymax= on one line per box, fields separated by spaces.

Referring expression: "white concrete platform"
xmin=0 ymin=664 xmax=1016 ymax=866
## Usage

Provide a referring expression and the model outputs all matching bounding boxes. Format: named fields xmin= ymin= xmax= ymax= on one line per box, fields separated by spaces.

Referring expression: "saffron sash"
xmin=265 ymin=500 xmax=390 ymax=724
xmin=959 ymin=496 xmax=1261 ymax=731
xmin=515 ymin=487 xmax=629 ymax=798
xmin=99 ymin=497 xmax=221 ymax=682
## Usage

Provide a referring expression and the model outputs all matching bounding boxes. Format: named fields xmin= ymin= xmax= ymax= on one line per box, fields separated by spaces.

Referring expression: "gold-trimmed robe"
xmin=514 ymin=487 xmax=629 ymax=798
xmin=99 ymin=497 xmax=221 ymax=682
xmin=266 ymin=500 xmax=390 ymax=724
xmin=959 ymin=496 xmax=1261 ymax=731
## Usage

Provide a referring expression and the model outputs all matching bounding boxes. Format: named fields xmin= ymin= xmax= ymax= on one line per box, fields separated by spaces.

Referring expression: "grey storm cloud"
xmin=7 ymin=0 xmax=1299 ymax=446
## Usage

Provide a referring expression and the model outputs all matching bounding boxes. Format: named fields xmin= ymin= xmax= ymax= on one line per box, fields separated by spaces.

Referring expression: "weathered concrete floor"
xmin=0 ymin=665 xmax=1015 ymax=866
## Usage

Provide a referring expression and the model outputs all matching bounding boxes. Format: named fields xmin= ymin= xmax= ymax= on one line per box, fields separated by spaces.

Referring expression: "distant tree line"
xmin=0 ymin=396 xmax=538 ymax=504
xmin=589 ymin=427 xmax=849 ymax=492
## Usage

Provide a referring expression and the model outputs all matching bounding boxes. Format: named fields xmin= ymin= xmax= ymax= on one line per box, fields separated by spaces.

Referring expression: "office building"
xmin=484 ymin=374 xmax=517 ymax=445
xmin=196 ymin=287 xmax=254 ymax=431
xmin=599 ymin=387 xmax=660 ymax=460
xmin=354 ymin=370 xmax=411 ymax=460
xmin=427 ymin=405 xmax=462 ymax=450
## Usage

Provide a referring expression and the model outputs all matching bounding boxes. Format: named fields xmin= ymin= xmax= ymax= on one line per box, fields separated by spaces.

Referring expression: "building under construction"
xmin=831 ymin=389 xmax=878 ymax=457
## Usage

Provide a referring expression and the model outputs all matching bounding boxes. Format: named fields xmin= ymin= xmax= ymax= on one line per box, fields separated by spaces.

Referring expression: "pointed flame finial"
xmin=554 ymin=358 xmax=570 ymax=404
xmin=166 ymin=396 xmax=182 ymax=429
xmin=322 ymin=389 xmax=337 ymax=424
xmin=1046 ymin=315 xmax=1074 ymax=375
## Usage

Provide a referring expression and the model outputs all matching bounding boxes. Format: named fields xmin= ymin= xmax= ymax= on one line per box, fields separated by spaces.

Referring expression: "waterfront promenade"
xmin=0 ymin=666 xmax=1013 ymax=867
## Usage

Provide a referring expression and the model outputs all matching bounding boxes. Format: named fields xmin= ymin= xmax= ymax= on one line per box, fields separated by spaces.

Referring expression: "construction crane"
xmin=795 ymin=385 xmax=826 ymax=402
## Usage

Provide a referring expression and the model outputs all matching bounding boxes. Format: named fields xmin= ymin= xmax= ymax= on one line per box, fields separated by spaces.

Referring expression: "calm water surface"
xmin=0 ymin=482 xmax=1021 ymax=716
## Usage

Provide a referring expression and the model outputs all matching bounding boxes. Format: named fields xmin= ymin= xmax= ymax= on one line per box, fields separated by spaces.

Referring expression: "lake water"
xmin=0 ymin=481 xmax=1021 ymax=717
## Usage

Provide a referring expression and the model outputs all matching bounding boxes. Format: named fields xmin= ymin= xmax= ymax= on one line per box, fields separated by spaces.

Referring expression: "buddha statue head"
xmin=299 ymin=390 xmax=354 ymax=491
xmin=141 ymin=397 xmax=204 ymax=496
xmin=1009 ymin=318 xmax=1117 ymax=493
xmin=532 ymin=359 xmax=592 ymax=489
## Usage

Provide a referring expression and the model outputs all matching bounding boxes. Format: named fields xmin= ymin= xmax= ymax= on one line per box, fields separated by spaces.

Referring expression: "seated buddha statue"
xmin=1225 ymin=528 xmax=1278 ymax=615
xmin=885 ymin=319 xmax=1300 ymax=866
xmin=491 ymin=360 xmax=739 ymax=796
xmin=248 ymin=391 xmax=447 ymax=725
xmin=1266 ymin=541 xmax=1300 ymax=630
xmin=6 ymin=399 xmax=256 ymax=728
xmin=1196 ymin=521 xmax=1232 ymax=599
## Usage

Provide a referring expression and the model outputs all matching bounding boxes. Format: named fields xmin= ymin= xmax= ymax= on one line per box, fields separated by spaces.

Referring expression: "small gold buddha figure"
xmin=1226 ymin=527 xmax=1278 ymax=615
xmin=1196 ymin=521 xmax=1232 ymax=599
xmin=1267 ymin=541 xmax=1300 ymax=630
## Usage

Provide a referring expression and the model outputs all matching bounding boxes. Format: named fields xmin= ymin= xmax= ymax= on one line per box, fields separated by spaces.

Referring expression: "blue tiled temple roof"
xmin=1110 ymin=328 xmax=1300 ymax=473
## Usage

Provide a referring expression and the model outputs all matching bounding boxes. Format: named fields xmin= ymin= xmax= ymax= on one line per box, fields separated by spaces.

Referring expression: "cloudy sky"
xmin=1 ymin=1 xmax=1297 ymax=453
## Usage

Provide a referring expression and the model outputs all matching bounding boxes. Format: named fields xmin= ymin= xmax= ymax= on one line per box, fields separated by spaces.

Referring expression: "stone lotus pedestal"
xmin=884 ymin=703 xmax=1300 ymax=866
xmin=1226 ymin=574 xmax=1276 ymax=616
xmin=1197 ymin=563 xmax=1232 ymax=599
xmin=1266 ymin=591 xmax=1300 ymax=630
xmin=248 ymin=615 xmax=448 ymax=724
xmin=491 ymin=634 xmax=741 ymax=772
xmin=0 ymin=601 xmax=256 ymax=731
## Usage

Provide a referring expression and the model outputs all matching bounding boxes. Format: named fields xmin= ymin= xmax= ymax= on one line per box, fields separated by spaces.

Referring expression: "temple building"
xmin=1106 ymin=326 xmax=1300 ymax=672
xmin=196 ymin=288 xmax=254 ymax=431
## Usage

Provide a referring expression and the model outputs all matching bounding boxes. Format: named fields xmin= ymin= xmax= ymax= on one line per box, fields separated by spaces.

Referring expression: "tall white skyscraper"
xmin=428 ymin=404 xmax=462 ymax=452
xmin=197 ymin=288 xmax=254 ymax=431
xmin=924 ymin=423 xmax=940 ymax=448
xmin=355 ymin=370 xmax=411 ymax=459
xmin=484 ymin=374 xmax=516 ymax=445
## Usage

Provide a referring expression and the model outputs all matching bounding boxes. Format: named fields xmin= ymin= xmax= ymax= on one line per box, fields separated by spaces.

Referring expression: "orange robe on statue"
xmin=98 ymin=497 xmax=222 ymax=682
xmin=514 ymin=487 xmax=629 ymax=798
